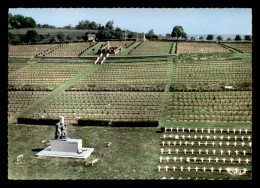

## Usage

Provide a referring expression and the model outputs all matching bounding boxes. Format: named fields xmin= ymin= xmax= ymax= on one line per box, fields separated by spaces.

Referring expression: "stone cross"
xmin=248 ymin=142 xmax=252 ymax=147
xmin=213 ymin=129 xmax=216 ymax=133
xmin=227 ymin=129 xmax=230 ymax=133
xmin=210 ymin=167 xmax=214 ymax=172
xmin=234 ymin=136 xmax=237 ymax=140
xmin=161 ymin=149 xmax=164 ymax=154
xmin=176 ymin=127 xmax=179 ymax=132
xmin=186 ymin=157 xmax=190 ymax=162
xmin=205 ymin=141 xmax=208 ymax=146
xmin=173 ymin=157 xmax=177 ymax=162
xmin=215 ymin=158 xmax=219 ymax=163
xmin=167 ymin=141 xmax=171 ymax=146
xmin=173 ymin=141 xmax=176 ymax=146
xmin=200 ymin=135 xmax=203 ymax=140
xmin=201 ymin=128 xmax=204 ymax=133
xmin=222 ymin=158 xmax=226 ymax=163
xmin=200 ymin=157 xmax=204 ymax=162
xmin=160 ymin=156 xmax=163 ymax=162
xmin=175 ymin=149 xmax=179 ymax=154
xmin=208 ymin=128 xmax=211 ymax=133
xmin=239 ymin=129 xmax=242 ymax=134
xmin=230 ymin=158 xmax=234 ymax=163
xmin=195 ymin=128 xmax=198 ymax=132
xmin=184 ymin=149 xmax=187 ymax=154
xmin=245 ymin=158 xmax=249 ymax=163
xmin=233 ymin=142 xmax=237 ymax=147
xmin=165 ymin=166 xmax=169 ymax=171
xmin=235 ymin=150 xmax=239 ymax=155
xmin=168 ymin=149 xmax=171 ymax=154
xmin=175 ymin=135 xmax=179 ymax=139
xmin=220 ymin=136 xmax=223 ymax=140
xmin=191 ymin=149 xmax=194 ymax=154
xmin=179 ymin=141 xmax=182 ymax=146
xmin=188 ymin=128 xmax=191 ymax=132
xmin=193 ymin=157 xmax=197 ymax=162
xmin=180 ymin=166 xmax=184 ymax=171
xmin=212 ymin=149 xmax=216 ymax=155
xmin=162 ymin=141 xmax=165 ymax=146
xmin=182 ymin=127 xmax=185 ymax=132
xmin=163 ymin=135 xmax=166 ymax=139
xmin=233 ymin=129 xmax=236 ymax=133
xmin=158 ymin=166 xmax=161 ymax=171
xmin=227 ymin=136 xmax=230 ymax=140
xmin=213 ymin=136 xmax=216 ymax=140
xmin=191 ymin=141 xmax=194 ymax=146
xmin=173 ymin=166 xmax=176 ymax=171
xmin=238 ymin=158 xmax=241 ymax=163
xmin=227 ymin=150 xmax=231 ymax=155
xmin=241 ymin=142 xmax=245 ymax=147
xmin=220 ymin=150 xmax=224 ymax=155
xmin=187 ymin=135 xmax=191 ymax=139
xmin=166 ymin=156 xmax=169 ymax=162
xmin=205 ymin=149 xmax=209 ymax=154
xmin=218 ymin=167 xmax=222 ymax=172
xmin=220 ymin=128 xmax=223 ymax=133
xmin=195 ymin=167 xmax=199 ymax=172
xmin=170 ymin=127 xmax=173 ymax=132
xmin=245 ymin=129 xmax=248 ymax=134
xmin=219 ymin=142 xmax=223 ymax=146
xmin=194 ymin=135 xmax=197 ymax=139
xmin=212 ymin=142 xmax=215 ymax=146
xmin=203 ymin=167 xmax=206 ymax=172
xmin=187 ymin=166 xmax=191 ymax=171
xmin=206 ymin=136 xmax=210 ymax=140
xmin=241 ymin=136 xmax=244 ymax=140
xmin=243 ymin=150 xmax=246 ymax=156
xmin=226 ymin=142 xmax=230 ymax=146
xmin=182 ymin=135 xmax=186 ymax=139
xmin=185 ymin=141 xmax=188 ymax=146
xmin=208 ymin=157 xmax=211 ymax=162
xmin=199 ymin=149 xmax=202 ymax=154
xmin=179 ymin=157 xmax=183 ymax=162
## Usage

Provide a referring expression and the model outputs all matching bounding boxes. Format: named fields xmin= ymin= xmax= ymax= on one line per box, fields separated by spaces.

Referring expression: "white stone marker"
xmin=243 ymin=150 xmax=246 ymax=156
xmin=162 ymin=141 xmax=165 ymax=146
xmin=239 ymin=129 xmax=242 ymax=134
xmin=213 ymin=129 xmax=216 ymax=133
xmin=241 ymin=142 xmax=245 ymax=147
xmin=168 ymin=149 xmax=171 ymax=154
xmin=184 ymin=149 xmax=187 ymax=154
xmin=226 ymin=142 xmax=230 ymax=146
xmin=227 ymin=129 xmax=230 ymax=133
xmin=175 ymin=149 xmax=179 ymax=154
xmin=186 ymin=157 xmax=190 ymax=162
xmin=179 ymin=141 xmax=182 ymax=146
xmin=163 ymin=135 xmax=166 ymax=139
xmin=212 ymin=142 xmax=215 ymax=146
xmin=222 ymin=158 xmax=226 ymax=163
xmin=205 ymin=149 xmax=209 ymax=154
xmin=212 ymin=149 xmax=216 ymax=155
xmin=208 ymin=157 xmax=211 ymax=163
xmin=241 ymin=136 xmax=244 ymax=140
xmin=218 ymin=167 xmax=222 ymax=172
xmin=200 ymin=157 xmax=204 ymax=162
xmin=173 ymin=166 xmax=176 ymax=171
xmin=243 ymin=168 xmax=247 ymax=174
xmin=179 ymin=157 xmax=183 ymax=162
xmin=199 ymin=149 xmax=202 ymax=155
xmin=213 ymin=136 xmax=216 ymax=140
xmin=219 ymin=142 xmax=223 ymax=146
xmin=182 ymin=135 xmax=186 ymax=139
xmin=158 ymin=166 xmax=161 ymax=171
xmin=182 ymin=127 xmax=185 ymax=132
xmin=166 ymin=156 xmax=169 ymax=162
xmin=187 ymin=135 xmax=191 ymax=139
xmin=175 ymin=135 xmax=179 ymax=139
xmin=238 ymin=158 xmax=241 ymax=163
xmin=203 ymin=167 xmax=206 ymax=172
xmin=205 ymin=141 xmax=208 ymax=146
xmin=220 ymin=128 xmax=223 ymax=133
xmin=191 ymin=149 xmax=194 ymax=154
xmin=195 ymin=128 xmax=198 ymax=132
xmin=168 ymin=141 xmax=171 ymax=146
xmin=187 ymin=166 xmax=191 ymax=171
xmin=165 ymin=166 xmax=169 ymax=171
xmin=191 ymin=141 xmax=194 ymax=146
xmin=215 ymin=158 xmax=219 ymax=163
xmin=160 ymin=156 xmax=163 ymax=162
xmin=193 ymin=157 xmax=197 ymax=162
xmin=227 ymin=136 xmax=230 ymax=140
xmin=249 ymin=142 xmax=252 ymax=147
xmin=245 ymin=129 xmax=248 ymax=134
xmin=210 ymin=167 xmax=214 ymax=172
xmin=220 ymin=150 xmax=224 ymax=155
xmin=185 ymin=141 xmax=188 ymax=146
xmin=230 ymin=158 xmax=234 ymax=163
xmin=234 ymin=136 xmax=237 ymax=140
xmin=200 ymin=135 xmax=203 ymax=140
xmin=176 ymin=127 xmax=179 ymax=132
xmin=194 ymin=135 xmax=197 ymax=139
xmin=245 ymin=158 xmax=249 ymax=163
xmin=198 ymin=141 xmax=201 ymax=146
xmin=195 ymin=167 xmax=199 ymax=172
xmin=173 ymin=157 xmax=177 ymax=162
xmin=235 ymin=150 xmax=239 ymax=155
xmin=227 ymin=150 xmax=231 ymax=155
xmin=234 ymin=142 xmax=237 ymax=147
xmin=220 ymin=136 xmax=223 ymax=140
xmin=180 ymin=166 xmax=184 ymax=171
xmin=201 ymin=128 xmax=204 ymax=133
xmin=173 ymin=141 xmax=176 ymax=146
xmin=233 ymin=129 xmax=236 ymax=133
xmin=188 ymin=128 xmax=191 ymax=132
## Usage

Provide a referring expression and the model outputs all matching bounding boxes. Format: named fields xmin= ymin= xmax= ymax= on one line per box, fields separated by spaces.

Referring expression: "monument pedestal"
xmin=36 ymin=138 xmax=94 ymax=158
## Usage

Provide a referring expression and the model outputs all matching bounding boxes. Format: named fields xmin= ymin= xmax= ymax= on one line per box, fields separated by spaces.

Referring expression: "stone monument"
xmin=36 ymin=116 xmax=94 ymax=158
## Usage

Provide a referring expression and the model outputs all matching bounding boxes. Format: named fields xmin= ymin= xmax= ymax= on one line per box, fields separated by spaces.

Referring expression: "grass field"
xmin=8 ymin=40 xmax=252 ymax=180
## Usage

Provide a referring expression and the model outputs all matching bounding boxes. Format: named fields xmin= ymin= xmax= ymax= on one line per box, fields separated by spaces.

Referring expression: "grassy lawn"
xmin=8 ymin=124 xmax=160 ymax=180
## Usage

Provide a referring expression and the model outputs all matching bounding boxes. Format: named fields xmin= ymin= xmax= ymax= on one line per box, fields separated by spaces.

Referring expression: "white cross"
xmin=173 ymin=166 xmax=176 ymax=171
xmin=168 ymin=149 xmax=171 ymax=154
xmin=213 ymin=129 xmax=216 ymax=133
xmin=179 ymin=141 xmax=182 ymax=146
xmin=212 ymin=149 xmax=216 ymax=155
xmin=182 ymin=127 xmax=185 ymax=132
xmin=243 ymin=168 xmax=247 ymax=173
xmin=187 ymin=135 xmax=191 ymax=139
xmin=195 ymin=167 xmax=199 ymax=172
xmin=180 ymin=166 xmax=184 ymax=171
xmin=184 ymin=149 xmax=187 ymax=154
xmin=215 ymin=158 xmax=219 ymax=163
xmin=222 ymin=158 xmax=226 ymax=163
xmin=168 ymin=141 xmax=171 ymax=146
xmin=208 ymin=157 xmax=211 ymax=162
xmin=163 ymin=135 xmax=166 ymax=139
xmin=218 ymin=167 xmax=222 ymax=172
xmin=179 ymin=157 xmax=183 ymax=162
xmin=200 ymin=135 xmax=203 ymax=140
xmin=169 ymin=135 xmax=173 ymax=138
xmin=241 ymin=142 xmax=245 ymax=147
xmin=210 ymin=167 xmax=214 ymax=172
xmin=173 ymin=141 xmax=176 ymax=146
xmin=161 ymin=149 xmax=164 ymax=154
xmin=162 ymin=141 xmax=165 ymax=146
xmin=233 ymin=142 xmax=237 ymax=147
xmin=170 ymin=177 xmax=174 ymax=179
xmin=185 ymin=141 xmax=188 ymax=146
xmin=227 ymin=129 xmax=230 ymax=133
xmin=227 ymin=136 xmax=230 ymax=140
xmin=226 ymin=142 xmax=230 ymax=146
xmin=230 ymin=158 xmax=234 ymax=163
xmin=233 ymin=129 xmax=236 ymax=133
xmin=245 ymin=158 xmax=249 ymax=163
xmin=198 ymin=141 xmax=201 ymax=146
xmin=234 ymin=136 xmax=237 ymax=140
xmin=176 ymin=127 xmax=179 ymax=132
xmin=220 ymin=136 xmax=223 ymax=140
xmin=188 ymin=128 xmax=191 ymax=132
xmin=182 ymin=135 xmax=186 ymax=139
xmin=213 ymin=136 xmax=216 ymax=140
xmin=201 ymin=128 xmax=204 ymax=133
xmin=186 ymin=157 xmax=190 ymax=162
xmin=212 ymin=142 xmax=215 ymax=146
xmin=220 ymin=128 xmax=223 ymax=133
xmin=203 ymin=167 xmax=206 ymax=172
xmin=199 ymin=149 xmax=202 ymax=154
xmin=206 ymin=136 xmax=210 ymax=140
xmin=194 ymin=135 xmax=197 ymax=139
xmin=248 ymin=142 xmax=252 ymax=147
xmin=220 ymin=150 xmax=224 ymax=155
xmin=238 ymin=158 xmax=241 ymax=163
xmin=235 ymin=150 xmax=239 ymax=155
xmin=239 ymin=129 xmax=242 ymax=134
xmin=170 ymin=127 xmax=173 ymax=132
xmin=245 ymin=129 xmax=248 ymax=134
xmin=205 ymin=141 xmax=208 ymax=146
xmin=158 ymin=166 xmax=161 ymax=171
xmin=160 ymin=156 xmax=163 ymax=162
xmin=187 ymin=166 xmax=191 ymax=171
xmin=227 ymin=150 xmax=231 ymax=155
xmin=219 ymin=142 xmax=223 ymax=146
xmin=173 ymin=157 xmax=177 ymax=162
xmin=165 ymin=166 xmax=169 ymax=171
xmin=175 ymin=149 xmax=179 ymax=154
xmin=195 ymin=128 xmax=198 ymax=132
xmin=208 ymin=128 xmax=211 ymax=133
xmin=243 ymin=150 xmax=246 ymax=156
xmin=193 ymin=157 xmax=197 ymax=162
xmin=241 ymin=136 xmax=244 ymax=140
xmin=166 ymin=156 xmax=169 ymax=162
xmin=200 ymin=157 xmax=204 ymax=162
xmin=191 ymin=149 xmax=194 ymax=154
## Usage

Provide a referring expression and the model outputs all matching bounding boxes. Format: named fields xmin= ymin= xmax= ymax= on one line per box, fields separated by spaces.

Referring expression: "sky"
xmin=8 ymin=8 xmax=252 ymax=36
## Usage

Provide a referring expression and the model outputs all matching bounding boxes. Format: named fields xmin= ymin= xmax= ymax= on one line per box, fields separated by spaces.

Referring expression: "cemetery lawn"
xmin=8 ymin=124 xmax=160 ymax=180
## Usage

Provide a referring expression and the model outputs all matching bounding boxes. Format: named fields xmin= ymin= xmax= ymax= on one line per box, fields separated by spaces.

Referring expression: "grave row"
xmin=161 ymin=141 xmax=252 ymax=147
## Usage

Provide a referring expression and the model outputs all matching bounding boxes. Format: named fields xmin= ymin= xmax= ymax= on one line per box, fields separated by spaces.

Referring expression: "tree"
xmin=244 ymin=35 xmax=252 ymax=41
xmin=105 ymin=20 xmax=114 ymax=30
xmin=9 ymin=14 xmax=36 ymax=28
xmin=146 ymin=29 xmax=158 ymax=40
xmin=171 ymin=26 xmax=187 ymax=41
xmin=190 ymin=36 xmax=196 ymax=41
xmin=216 ymin=35 xmax=223 ymax=41
xmin=8 ymin=32 xmax=21 ymax=44
xmin=227 ymin=37 xmax=232 ymax=41
xmin=206 ymin=34 xmax=214 ymax=41
xmin=166 ymin=33 xmax=171 ymax=38
xmin=56 ymin=33 xmax=66 ymax=42
xmin=128 ymin=32 xmax=134 ymax=39
xmin=22 ymin=30 xmax=38 ymax=43
xmin=234 ymin=35 xmax=242 ymax=41
xmin=199 ymin=36 xmax=203 ymax=41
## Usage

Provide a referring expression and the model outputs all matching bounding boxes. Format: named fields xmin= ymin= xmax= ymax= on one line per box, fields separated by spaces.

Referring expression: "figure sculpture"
xmin=55 ymin=117 xmax=67 ymax=139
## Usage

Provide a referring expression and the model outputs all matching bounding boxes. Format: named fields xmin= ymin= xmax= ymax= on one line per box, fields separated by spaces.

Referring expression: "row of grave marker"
xmin=161 ymin=141 xmax=252 ymax=147
xmin=164 ymin=127 xmax=251 ymax=134
xmin=161 ymin=134 xmax=251 ymax=140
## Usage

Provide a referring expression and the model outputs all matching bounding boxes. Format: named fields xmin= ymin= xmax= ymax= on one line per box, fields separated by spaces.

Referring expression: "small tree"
xmin=56 ymin=33 xmax=66 ymax=42
xmin=22 ymin=30 xmax=38 ymax=43
xmin=171 ymin=26 xmax=187 ymax=41
xmin=199 ymin=36 xmax=203 ymax=41
xmin=216 ymin=35 xmax=223 ymax=41
xmin=166 ymin=33 xmax=171 ymax=39
xmin=244 ymin=35 xmax=252 ymax=41
xmin=234 ymin=35 xmax=242 ymax=41
xmin=227 ymin=37 xmax=232 ymax=41
xmin=190 ymin=36 xmax=196 ymax=41
xmin=206 ymin=34 xmax=214 ymax=41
